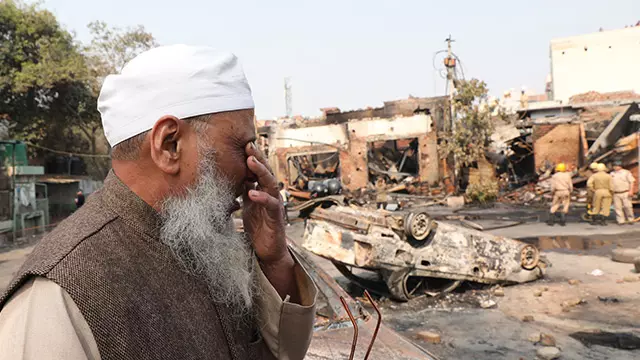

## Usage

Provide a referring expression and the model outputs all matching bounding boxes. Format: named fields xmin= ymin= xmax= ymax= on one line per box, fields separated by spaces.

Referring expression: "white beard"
xmin=159 ymin=154 xmax=256 ymax=316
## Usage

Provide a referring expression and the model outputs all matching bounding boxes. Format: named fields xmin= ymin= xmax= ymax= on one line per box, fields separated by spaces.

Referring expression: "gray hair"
xmin=159 ymin=139 xmax=257 ymax=317
xmin=111 ymin=114 xmax=212 ymax=160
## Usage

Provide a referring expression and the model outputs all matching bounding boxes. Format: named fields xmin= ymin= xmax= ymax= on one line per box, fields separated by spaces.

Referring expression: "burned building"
xmin=511 ymin=93 xmax=640 ymax=174
xmin=264 ymin=96 xmax=449 ymax=193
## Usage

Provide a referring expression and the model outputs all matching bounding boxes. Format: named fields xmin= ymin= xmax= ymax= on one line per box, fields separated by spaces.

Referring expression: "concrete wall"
xmin=323 ymin=96 xmax=448 ymax=130
xmin=341 ymin=137 xmax=368 ymax=190
xmin=533 ymin=123 xmax=582 ymax=170
xmin=345 ymin=114 xmax=434 ymax=190
xmin=346 ymin=114 xmax=432 ymax=142
xmin=270 ymin=124 xmax=348 ymax=149
xmin=551 ymin=27 xmax=640 ymax=102
xmin=270 ymin=114 xmax=438 ymax=191
xmin=419 ymin=132 xmax=440 ymax=185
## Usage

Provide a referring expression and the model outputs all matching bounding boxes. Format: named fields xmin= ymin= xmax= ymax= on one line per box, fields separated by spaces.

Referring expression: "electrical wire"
xmin=24 ymin=142 xmax=111 ymax=158
xmin=433 ymin=50 xmax=465 ymax=80
xmin=453 ymin=53 xmax=465 ymax=80
xmin=432 ymin=49 xmax=448 ymax=79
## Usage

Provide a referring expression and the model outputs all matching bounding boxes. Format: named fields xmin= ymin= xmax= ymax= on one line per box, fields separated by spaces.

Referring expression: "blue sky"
xmin=41 ymin=0 xmax=640 ymax=119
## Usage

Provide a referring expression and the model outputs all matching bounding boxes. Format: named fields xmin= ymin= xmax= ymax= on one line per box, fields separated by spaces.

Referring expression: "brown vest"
xmin=0 ymin=172 xmax=272 ymax=360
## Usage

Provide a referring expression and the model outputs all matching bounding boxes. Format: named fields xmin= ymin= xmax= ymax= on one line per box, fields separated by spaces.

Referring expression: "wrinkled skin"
xmin=113 ymin=109 xmax=299 ymax=303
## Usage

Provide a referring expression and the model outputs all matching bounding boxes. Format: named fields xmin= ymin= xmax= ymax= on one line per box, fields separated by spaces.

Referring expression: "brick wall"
xmin=533 ymin=123 xmax=581 ymax=170
xmin=418 ymin=132 xmax=440 ymax=185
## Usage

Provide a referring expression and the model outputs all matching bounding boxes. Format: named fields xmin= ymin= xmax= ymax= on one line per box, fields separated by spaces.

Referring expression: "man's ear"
xmin=149 ymin=115 xmax=185 ymax=175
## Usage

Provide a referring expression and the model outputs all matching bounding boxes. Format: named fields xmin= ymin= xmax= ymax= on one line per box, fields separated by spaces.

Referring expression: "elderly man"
xmin=587 ymin=163 xmax=613 ymax=226
xmin=0 ymin=45 xmax=317 ymax=360
xmin=611 ymin=160 xmax=636 ymax=225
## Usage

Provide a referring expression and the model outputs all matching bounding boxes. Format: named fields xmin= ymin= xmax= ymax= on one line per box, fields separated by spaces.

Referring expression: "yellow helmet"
xmin=589 ymin=162 xmax=599 ymax=170
xmin=597 ymin=163 xmax=608 ymax=172
xmin=555 ymin=163 xmax=566 ymax=172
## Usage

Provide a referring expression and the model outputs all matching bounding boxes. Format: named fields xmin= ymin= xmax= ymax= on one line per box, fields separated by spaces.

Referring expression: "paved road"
xmin=0 ymin=246 xmax=34 ymax=291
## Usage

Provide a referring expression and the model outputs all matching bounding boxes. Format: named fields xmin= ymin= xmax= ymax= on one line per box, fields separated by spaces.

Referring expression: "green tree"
xmin=440 ymin=78 xmax=498 ymax=169
xmin=0 ymin=0 xmax=89 ymax=153
xmin=0 ymin=1 xmax=157 ymax=179
xmin=85 ymin=21 xmax=157 ymax=78
xmin=75 ymin=21 xmax=157 ymax=178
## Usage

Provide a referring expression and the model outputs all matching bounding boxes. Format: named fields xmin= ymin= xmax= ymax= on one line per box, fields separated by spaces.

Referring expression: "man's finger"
xmin=247 ymin=155 xmax=278 ymax=196
xmin=242 ymin=181 xmax=255 ymax=202
xmin=246 ymin=142 xmax=273 ymax=174
xmin=248 ymin=190 xmax=282 ymax=211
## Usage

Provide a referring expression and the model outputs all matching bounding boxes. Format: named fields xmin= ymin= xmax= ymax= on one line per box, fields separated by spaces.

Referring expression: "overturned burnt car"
xmin=302 ymin=206 xmax=547 ymax=301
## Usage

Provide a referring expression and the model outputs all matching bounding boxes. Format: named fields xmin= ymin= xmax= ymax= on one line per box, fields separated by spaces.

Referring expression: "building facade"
xmin=550 ymin=26 xmax=640 ymax=102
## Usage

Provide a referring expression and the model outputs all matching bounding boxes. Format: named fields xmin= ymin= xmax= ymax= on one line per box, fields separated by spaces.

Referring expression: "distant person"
xmin=278 ymin=182 xmax=291 ymax=226
xmin=587 ymin=163 xmax=613 ymax=226
xmin=375 ymin=177 xmax=388 ymax=210
xmin=519 ymin=89 xmax=529 ymax=109
xmin=74 ymin=190 xmax=85 ymax=209
xmin=548 ymin=163 xmax=572 ymax=226
xmin=586 ymin=162 xmax=600 ymax=217
xmin=610 ymin=160 xmax=636 ymax=225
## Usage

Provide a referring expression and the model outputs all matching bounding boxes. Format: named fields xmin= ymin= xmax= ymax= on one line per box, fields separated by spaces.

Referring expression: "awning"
xmin=38 ymin=177 xmax=81 ymax=184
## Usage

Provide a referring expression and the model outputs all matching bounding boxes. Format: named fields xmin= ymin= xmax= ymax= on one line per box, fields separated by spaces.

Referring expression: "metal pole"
xmin=447 ymin=36 xmax=455 ymax=131
xmin=11 ymin=143 xmax=16 ymax=242
xmin=445 ymin=35 xmax=458 ymax=191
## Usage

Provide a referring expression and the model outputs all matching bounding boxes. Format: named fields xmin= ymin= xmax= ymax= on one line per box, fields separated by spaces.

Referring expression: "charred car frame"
xmin=302 ymin=206 xmax=547 ymax=301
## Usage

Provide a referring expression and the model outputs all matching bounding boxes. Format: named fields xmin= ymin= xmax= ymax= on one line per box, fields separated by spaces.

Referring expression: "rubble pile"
xmin=570 ymin=90 xmax=640 ymax=104
xmin=501 ymin=185 xmax=590 ymax=207
xmin=499 ymin=183 xmax=548 ymax=205
xmin=499 ymin=172 xmax=592 ymax=206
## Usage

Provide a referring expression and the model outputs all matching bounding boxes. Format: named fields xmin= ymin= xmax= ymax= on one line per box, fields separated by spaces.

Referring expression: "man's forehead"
xmin=210 ymin=109 xmax=254 ymax=128
xmin=204 ymin=110 xmax=256 ymax=139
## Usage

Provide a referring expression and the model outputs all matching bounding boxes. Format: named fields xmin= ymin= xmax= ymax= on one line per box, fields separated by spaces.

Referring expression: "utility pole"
xmin=284 ymin=77 xmax=293 ymax=118
xmin=444 ymin=35 xmax=458 ymax=191
xmin=444 ymin=35 xmax=456 ymax=131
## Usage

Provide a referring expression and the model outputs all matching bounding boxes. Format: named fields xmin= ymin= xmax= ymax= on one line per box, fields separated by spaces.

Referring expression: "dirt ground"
xmin=286 ymin=218 xmax=640 ymax=360
xmin=1 ymin=219 xmax=639 ymax=359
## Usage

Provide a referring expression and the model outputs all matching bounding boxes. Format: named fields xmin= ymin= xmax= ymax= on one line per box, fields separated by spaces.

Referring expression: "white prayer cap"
xmin=98 ymin=44 xmax=254 ymax=147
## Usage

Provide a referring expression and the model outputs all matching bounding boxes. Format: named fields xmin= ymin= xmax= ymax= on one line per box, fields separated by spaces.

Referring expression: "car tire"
xmin=385 ymin=269 xmax=412 ymax=302
xmin=384 ymin=269 xmax=461 ymax=302
xmin=612 ymin=248 xmax=640 ymax=264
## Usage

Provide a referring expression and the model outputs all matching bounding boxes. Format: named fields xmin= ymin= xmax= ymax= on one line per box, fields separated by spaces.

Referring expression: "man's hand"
xmin=242 ymin=142 xmax=300 ymax=303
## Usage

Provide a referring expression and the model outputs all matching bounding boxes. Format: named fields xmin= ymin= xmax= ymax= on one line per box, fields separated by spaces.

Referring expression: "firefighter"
xmin=548 ymin=163 xmax=572 ymax=226
xmin=587 ymin=163 xmax=613 ymax=226
xmin=586 ymin=162 xmax=600 ymax=217
xmin=610 ymin=160 xmax=636 ymax=224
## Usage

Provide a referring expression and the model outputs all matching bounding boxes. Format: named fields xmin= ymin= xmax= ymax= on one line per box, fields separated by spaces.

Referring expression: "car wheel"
xmin=404 ymin=212 xmax=435 ymax=243
xmin=385 ymin=269 xmax=461 ymax=302
xmin=612 ymin=248 xmax=640 ymax=263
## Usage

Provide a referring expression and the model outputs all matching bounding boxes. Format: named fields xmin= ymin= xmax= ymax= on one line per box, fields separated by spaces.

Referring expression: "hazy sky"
xmin=41 ymin=0 xmax=640 ymax=119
